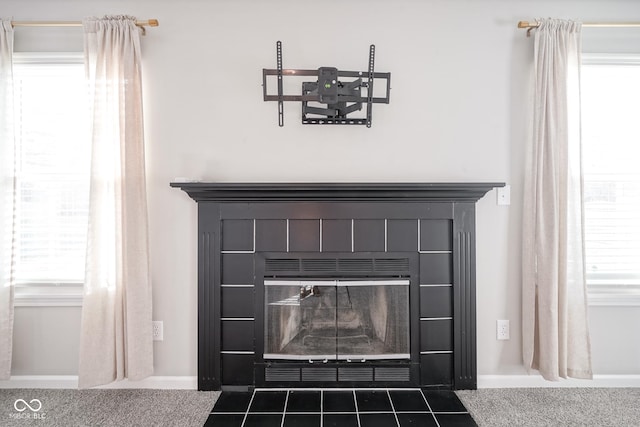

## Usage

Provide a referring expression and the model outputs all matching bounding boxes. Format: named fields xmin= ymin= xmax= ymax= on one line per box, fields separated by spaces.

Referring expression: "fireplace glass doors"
xmin=264 ymin=279 xmax=410 ymax=361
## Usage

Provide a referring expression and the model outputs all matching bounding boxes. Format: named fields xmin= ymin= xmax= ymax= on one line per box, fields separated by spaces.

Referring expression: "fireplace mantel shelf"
xmin=170 ymin=182 xmax=505 ymax=203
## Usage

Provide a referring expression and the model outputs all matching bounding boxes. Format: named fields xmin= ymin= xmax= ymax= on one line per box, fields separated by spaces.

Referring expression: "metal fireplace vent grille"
xmin=265 ymin=257 xmax=410 ymax=275
xmin=338 ymin=367 xmax=374 ymax=382
xmin=264 ymin=366 xmax=411 ymax=383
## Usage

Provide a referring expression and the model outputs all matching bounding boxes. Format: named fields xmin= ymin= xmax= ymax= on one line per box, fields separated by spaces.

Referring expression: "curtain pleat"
xmin=522 ymin=18 xmax=593 ymax=381
xmin=78 ymin=15 xmax=153 ymax=388
xmin=0 ymin=19 xmax=15 ymax=381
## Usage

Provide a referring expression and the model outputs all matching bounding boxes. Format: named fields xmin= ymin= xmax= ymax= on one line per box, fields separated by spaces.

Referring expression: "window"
xmin=582 ymin=54 xmax=640 ymax=305
xmin=12 ymin=53 xmax=90 ymax=306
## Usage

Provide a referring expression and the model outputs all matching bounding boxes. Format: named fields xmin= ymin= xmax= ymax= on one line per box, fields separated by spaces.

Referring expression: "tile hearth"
xmin=204 ymin=388 xmax=477 ymax=427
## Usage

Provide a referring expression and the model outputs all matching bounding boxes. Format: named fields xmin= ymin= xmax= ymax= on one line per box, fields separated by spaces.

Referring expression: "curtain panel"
xmin=0 ymin=19 xmax=15 ymax=381
xmin=522 ymin=18 xmax=593 ymax=381
xmin=78 ymin=15 xmax=153 ymax=388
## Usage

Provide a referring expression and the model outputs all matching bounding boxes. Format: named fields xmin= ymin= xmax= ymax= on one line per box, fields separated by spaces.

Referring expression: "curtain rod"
xmin=519 ymin=20 xmax=640 ymax=36
xmin=11 ymin=19 xmax=159 ymax=29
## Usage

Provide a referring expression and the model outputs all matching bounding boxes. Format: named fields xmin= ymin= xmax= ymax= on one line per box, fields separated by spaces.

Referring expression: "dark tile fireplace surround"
xmin=172 ymin=182 xmax=502 ymax=391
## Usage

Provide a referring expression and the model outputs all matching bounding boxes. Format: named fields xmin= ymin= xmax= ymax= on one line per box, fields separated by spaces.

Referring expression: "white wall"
xmin=5 ymin=0 xmax=640 ymax=382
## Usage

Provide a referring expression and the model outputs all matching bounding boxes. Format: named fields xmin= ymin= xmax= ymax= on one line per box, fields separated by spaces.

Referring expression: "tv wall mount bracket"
xmin=262 ymin=41 xmax=391 ymax=128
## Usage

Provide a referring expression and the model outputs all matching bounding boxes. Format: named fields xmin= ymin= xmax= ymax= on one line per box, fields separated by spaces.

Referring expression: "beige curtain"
xmin=78 ymin=15 xmax=153 ymax=388
xmin=522 ymin=18 xmax=592 ymax=380
xmin=0 ymin=19 xmax=15 ymax=381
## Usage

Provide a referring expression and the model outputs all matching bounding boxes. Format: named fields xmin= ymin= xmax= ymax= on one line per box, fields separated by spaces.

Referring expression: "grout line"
xmin=352 ymin=389 xmax=362 ymax=427
xmin=220 ymin=351 xmax=255 ymax=355
xmin=420 ymin=351 xmax=454 ymax=355
xmin=241 ymin=389 xmax=257 ymax=427
xmin=351 ymin=219 xmax=355 ymax=253
xmin=320 ymin=390 xmax=323 ymax=427
xmin=280 ymin=390 xmax=289 ymax=427
xmin=320 ymin=219 xmax=323 ymax=252
xmin=286 ymin=219 xmax=290 ymax=252
xmin=420 ymin=284 xmax=453 ymax=287
xmin=324 ymin=411 xmax=399 ymax=414
xmin=384 ymin=219 xmax=388 ymax=252
xmin=417 ymin=219 xmax=421 ymax=252
xmin=233 ymin=411 xmax=286 ymax=415
xmin=386 ymin=389 xmax=401 ymax=427
xmin=419 ymin=389 xmax=441 ymax=427
xmin=253 ymin=219 xmax=256 ymax=252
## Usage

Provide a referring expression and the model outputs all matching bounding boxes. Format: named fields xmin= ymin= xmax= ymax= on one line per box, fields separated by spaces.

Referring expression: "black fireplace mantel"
xmin=170 ymin=182 xmax=504 ymax=202
xmin=172 ymin=181 xmax=504 ymax=391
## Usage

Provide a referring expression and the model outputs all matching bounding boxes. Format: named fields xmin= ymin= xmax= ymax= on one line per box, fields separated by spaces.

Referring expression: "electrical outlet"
xmin=497 ymin=185 xmax=511 ymax=206
xmin=497 ymin=319 xmax=510 ymax=340
xmin=152 ymin=321 xmax=164 ymax=341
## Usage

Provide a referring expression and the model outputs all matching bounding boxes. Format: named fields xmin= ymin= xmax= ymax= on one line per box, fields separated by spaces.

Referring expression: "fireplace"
xmin=171 ymin=182 xmax=502 ymax=391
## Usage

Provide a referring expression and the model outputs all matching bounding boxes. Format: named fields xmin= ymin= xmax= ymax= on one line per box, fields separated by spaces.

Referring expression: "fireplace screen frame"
xmin=254 ymin=252 xmax=421 ymax=387
xmin=263 ymin=278 xmax=411 ymax=361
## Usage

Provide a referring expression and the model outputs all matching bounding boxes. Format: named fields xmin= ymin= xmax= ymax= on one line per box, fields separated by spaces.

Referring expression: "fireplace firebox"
xmin=263 ymin=278 xmax=410 ymax=361
xmin=171 ymin=182 xmax=503 ymax=391
xmin=255 ymin=252 xmax=419 ymax=388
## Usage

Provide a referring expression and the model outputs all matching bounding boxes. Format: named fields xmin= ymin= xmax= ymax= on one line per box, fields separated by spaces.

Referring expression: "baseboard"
xmin=3 ymin=374 xmax=638 ymax=389
xmin=478 ymin=374 xmax=640 ymax=388
xmin=0 ymin=375 xmax=198 ymax=390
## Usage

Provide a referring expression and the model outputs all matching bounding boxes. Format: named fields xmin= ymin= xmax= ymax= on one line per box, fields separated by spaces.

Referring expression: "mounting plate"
xmin=262 ymin=42 xmax=391 ymax=128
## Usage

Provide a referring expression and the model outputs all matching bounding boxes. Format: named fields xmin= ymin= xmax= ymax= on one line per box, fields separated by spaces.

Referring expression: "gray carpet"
xmin=2 ymin=387 xmax=640 ymax=426
xmin=456 ymin=388 xmax=640 ymax=427
xmin=0 ymin=389 xmax=219 ymax=427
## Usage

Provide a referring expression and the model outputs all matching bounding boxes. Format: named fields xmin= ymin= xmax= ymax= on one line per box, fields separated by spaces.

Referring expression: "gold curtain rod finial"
xmin=518 ymin=21 xmax=540 ymax=29
xmin=147 ymin=19 xmax=159 ymax=27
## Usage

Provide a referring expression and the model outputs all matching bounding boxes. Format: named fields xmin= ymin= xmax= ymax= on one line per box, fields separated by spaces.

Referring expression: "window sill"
xmin=587 ymin=286 xmax=640 ymax=307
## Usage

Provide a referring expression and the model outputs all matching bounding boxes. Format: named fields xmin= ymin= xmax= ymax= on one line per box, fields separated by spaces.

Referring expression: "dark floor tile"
xmin=389 ymin=390 xmax=429 ymax=412
xmin=421 ymin=390 xmax=468 ymax=413
xmin=434 ymin=413 xmax=478 ymax=427
xmin=359 ymin=412 xmax=399 ymax=427
xmin=356 ymin=390 xmax=393 ymax=412
xmin=249 ymin=391 xmax=287 ymax=412
xmin=211 ymin=391 xmax=253 ymax=412
xmin=203 ymin=413 xmax=245 ymax=427
xmin=323 ymin=390 xmax=356 ymax=412
xmin=397 ymin=413 xmax=438 ymax=427
xmin=283 ymin=413 xmax=322 ymax=427
xmin=243 ymin=413 xmax=283 ymax=427
xmin=323 ymin=413 xmax=359 ymax=427
xmin=286 ymin=390 xmax=321 ymax=412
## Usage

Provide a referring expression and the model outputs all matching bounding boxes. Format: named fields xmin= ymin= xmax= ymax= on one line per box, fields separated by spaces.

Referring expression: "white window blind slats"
xmin=12 ymin=54 xmax=90 ymax=287
xmin=582 ymin=57 xmax=640 ymax=289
